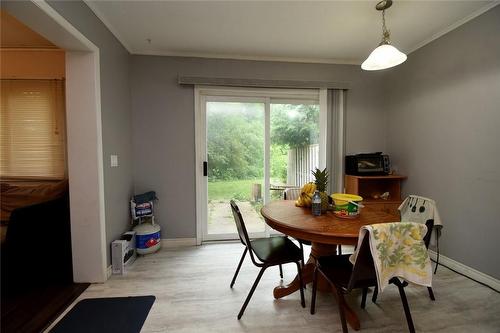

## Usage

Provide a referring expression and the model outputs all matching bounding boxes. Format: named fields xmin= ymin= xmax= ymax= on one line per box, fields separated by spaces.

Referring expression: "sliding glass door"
xmin=197 ymin=87 xmax=323 ymax=242
xmin=206 ymin=99 xmax=267 ymax=238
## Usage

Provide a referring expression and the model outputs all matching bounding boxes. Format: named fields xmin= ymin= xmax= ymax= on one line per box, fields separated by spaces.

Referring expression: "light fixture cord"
xmin=381 ymin=9 xmax=391 ymax=45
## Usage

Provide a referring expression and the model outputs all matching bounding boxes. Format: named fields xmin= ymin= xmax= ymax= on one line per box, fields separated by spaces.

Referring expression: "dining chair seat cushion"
xmin=317 ymin=254 xmax=377 ymax=291
xmin=251 ymin=236 xmax=302 ymax=264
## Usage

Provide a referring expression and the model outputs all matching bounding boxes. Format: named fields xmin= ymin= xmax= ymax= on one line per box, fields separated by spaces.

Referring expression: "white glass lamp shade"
xmin=361 ymin=44 xmax=407 ymax=71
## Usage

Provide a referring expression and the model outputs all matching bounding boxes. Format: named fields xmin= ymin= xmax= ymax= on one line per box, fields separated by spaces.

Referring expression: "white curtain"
xmin=325 ymin=89 xmax=347 ymax=194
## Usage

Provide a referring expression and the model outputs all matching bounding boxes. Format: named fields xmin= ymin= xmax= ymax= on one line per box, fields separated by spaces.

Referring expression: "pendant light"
xmin=361 ymin=0 xmax=407 ymax=71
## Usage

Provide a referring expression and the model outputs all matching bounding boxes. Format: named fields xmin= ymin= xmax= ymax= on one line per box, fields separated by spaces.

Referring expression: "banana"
xmin=301 ymin=182 xmax=315 ymax=195
xmin=301 ymin=193 xmax=312 ymax=207
xmin=296 ymin=183 xmax=317 ymax=207
xmin=300 ymin=184 xmax=307 ymax=196
xmin=304 ymin=182 xmax=316 ymax=194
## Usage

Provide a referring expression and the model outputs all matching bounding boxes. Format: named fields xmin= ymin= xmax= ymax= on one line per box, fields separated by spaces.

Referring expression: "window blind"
xmin=0 ymin=79 xmax=67 ymax=179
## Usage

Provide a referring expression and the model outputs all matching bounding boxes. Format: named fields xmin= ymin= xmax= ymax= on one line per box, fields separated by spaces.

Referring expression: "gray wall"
xmin=47 ymin=1 xmax=134 ymax=265
xmin=36 ymin=1 xmax=500 ymax=280
xmin=130 ymin=56 xmax=388 ymax=239
xmin=384 ymin=7 xmax=500 ymax=278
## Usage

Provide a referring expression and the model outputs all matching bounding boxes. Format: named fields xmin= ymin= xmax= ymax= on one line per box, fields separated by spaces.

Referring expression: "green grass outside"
xmin=208 ymin=179 xmax=262 ymax=201
xmin=208 ymin=178 xmax=285 ymax=218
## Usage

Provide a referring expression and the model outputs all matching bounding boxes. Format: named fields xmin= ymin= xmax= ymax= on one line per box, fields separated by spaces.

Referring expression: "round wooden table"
xmin=261 ymin=200 xmax=399 ymax=331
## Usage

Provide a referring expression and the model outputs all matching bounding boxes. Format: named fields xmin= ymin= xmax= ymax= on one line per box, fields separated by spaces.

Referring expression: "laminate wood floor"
xmin=45 ymin=243 xmax=500 ymax=333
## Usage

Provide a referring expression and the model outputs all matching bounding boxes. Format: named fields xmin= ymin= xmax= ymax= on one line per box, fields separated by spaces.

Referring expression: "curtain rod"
xmin=178 ymin=76 xmax=350 ymax=90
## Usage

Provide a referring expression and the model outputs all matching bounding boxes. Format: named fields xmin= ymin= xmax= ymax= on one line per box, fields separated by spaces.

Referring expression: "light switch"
xmin=110 ymin=155 xmax=119 ymax=167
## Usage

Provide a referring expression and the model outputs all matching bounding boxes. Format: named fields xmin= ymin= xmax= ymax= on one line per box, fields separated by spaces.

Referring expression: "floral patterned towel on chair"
xmin=350 ymin=222 xmax=432 ymax=292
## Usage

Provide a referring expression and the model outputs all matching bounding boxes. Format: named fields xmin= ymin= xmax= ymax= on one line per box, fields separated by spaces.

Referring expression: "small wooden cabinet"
xmin=344 ymin=175 xmax=407 ymax=216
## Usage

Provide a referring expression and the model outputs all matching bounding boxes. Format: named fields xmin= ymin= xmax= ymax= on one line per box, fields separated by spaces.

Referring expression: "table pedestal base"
xmin=273 ymin=242 xmax=361 ymax=331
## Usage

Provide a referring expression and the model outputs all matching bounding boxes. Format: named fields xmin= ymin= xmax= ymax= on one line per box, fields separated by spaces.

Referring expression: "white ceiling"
xmin=85 ymin=0 xmax=498 ymax=64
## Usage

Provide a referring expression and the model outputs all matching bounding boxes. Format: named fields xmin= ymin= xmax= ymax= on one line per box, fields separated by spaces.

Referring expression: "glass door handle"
xmin=203 ymin=161 xmax=208 ymax=176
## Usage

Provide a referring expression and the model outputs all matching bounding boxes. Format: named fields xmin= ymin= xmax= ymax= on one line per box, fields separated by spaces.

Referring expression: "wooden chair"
xmin=371 ymin=219 xmax=435 ymax=304
xmin=310 ymin=232 xmax=417 ymax=333
xmin=229 ymin=200 xmax=306 ymax=319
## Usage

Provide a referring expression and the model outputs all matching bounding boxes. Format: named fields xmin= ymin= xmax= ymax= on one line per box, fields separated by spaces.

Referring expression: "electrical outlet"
xmin=110 ymin=155 xmax=119 ymax=167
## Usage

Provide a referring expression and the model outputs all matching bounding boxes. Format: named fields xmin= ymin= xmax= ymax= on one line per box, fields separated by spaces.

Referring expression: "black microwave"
xmin=345 ymin=153 xmax=390 ymax=175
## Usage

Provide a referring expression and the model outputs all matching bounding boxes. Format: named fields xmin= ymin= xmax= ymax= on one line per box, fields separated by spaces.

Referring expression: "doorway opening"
xmin=1 ymin=1 xmax=107 ymax=283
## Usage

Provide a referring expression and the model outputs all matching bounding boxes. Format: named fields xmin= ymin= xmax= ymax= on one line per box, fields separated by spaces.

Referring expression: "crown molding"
xmin=134 ymin=50 xmax=362 ymax=65
xmin=407 ymin=1 xmax=500 ymax=55
xmin=83 ymin=0 xmax=133 ymax=53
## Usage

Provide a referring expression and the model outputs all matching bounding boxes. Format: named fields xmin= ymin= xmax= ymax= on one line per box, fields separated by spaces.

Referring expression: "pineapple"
xmin=312 ymin=168 xmax=330 ymax=212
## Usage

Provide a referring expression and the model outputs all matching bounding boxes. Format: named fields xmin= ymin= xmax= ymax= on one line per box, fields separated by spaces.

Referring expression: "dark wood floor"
xmin=1 ymin=282 xmax=89 ymax=333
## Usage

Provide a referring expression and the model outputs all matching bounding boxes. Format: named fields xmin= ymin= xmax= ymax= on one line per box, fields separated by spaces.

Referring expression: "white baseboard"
xmin=161 ymin=238 xmax=197 ymax=248
xmin=429 ymin=250 xmax=500 ymax=292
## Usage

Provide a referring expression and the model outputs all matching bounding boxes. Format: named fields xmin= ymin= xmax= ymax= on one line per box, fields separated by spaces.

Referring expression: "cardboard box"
xmin=111 ymin=231 xmax=136 ymax=275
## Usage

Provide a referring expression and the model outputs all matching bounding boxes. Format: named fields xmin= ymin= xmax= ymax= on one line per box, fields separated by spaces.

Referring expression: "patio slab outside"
xmin=208 ymin=200 xmax=265 ymax=235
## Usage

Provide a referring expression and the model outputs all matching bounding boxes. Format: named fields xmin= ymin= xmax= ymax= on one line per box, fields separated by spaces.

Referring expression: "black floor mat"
xmin=50 ymin=296 xmax=155 ymax=333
